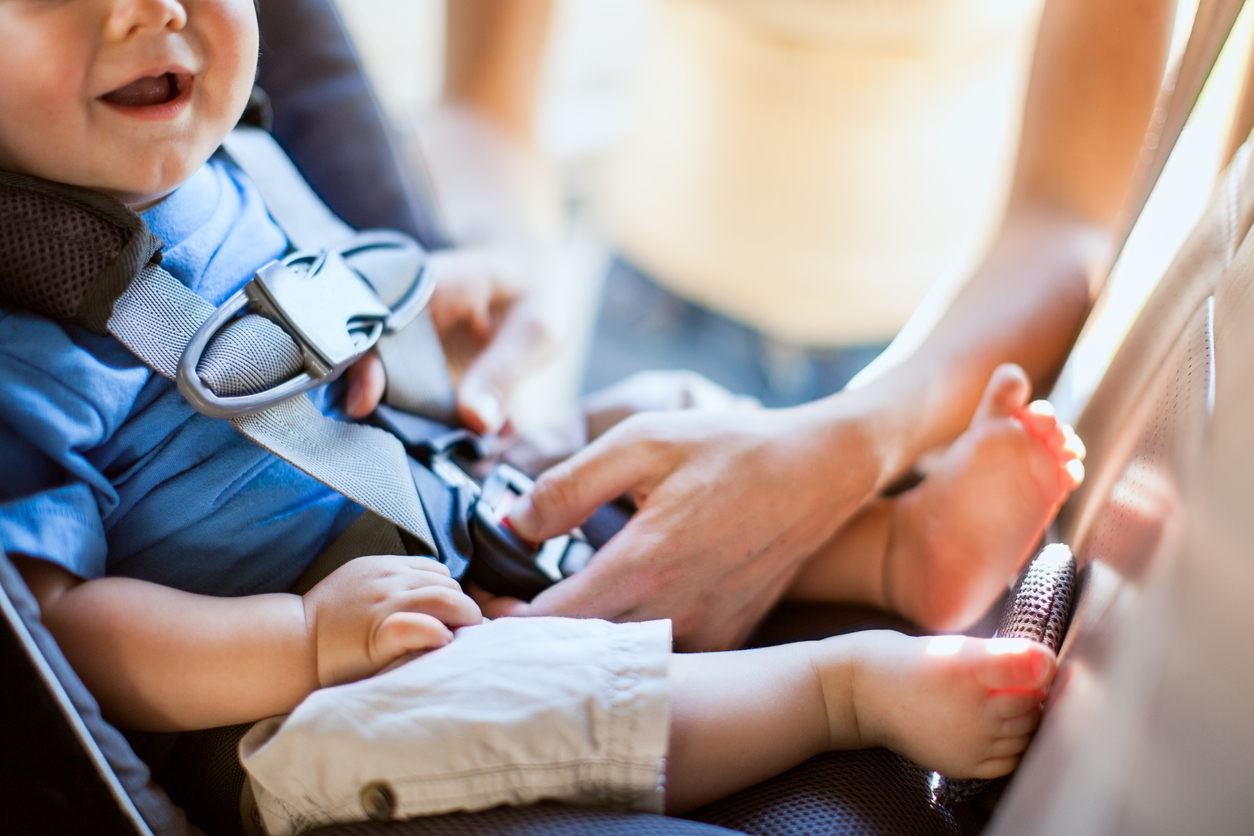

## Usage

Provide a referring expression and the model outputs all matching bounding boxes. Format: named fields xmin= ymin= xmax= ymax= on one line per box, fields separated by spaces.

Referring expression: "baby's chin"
xmin=66 ymin=148 xmax=209 ymax=210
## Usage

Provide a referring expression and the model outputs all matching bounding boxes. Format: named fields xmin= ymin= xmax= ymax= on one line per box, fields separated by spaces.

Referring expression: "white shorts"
xmin=239 ymin=616 xmax=673 ymax=835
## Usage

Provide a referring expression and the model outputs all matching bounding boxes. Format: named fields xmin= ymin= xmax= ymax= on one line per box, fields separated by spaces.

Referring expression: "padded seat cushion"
xmin=687 ymin=748 xmax=987 ymax=836
xmin=310 ymin=804 xmax=740 ymax=836
xmin=0 ymin=552 xmax=190 ymax=836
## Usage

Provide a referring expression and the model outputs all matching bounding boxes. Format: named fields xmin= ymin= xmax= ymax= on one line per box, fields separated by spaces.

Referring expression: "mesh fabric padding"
xmin=0 ymin=170 xmax=162 ymax=333
xmin=688 ymin=748 xmax=985 ymax=836
xmin=308 ymin=803 xmax=741 ymax=836
xmin=931 ymin=544 xmax=1076 ymax=806
xmin=0 ymin=182 xmax=124 ymax=317
xmin=995 ymin=544 xmax=1076 ymax=648
xmin=151 ymin=724 xmax=254 ymax=836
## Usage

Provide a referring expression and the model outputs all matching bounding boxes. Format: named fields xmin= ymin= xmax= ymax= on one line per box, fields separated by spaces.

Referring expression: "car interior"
xmin=2 ymin=0 xmax=1252 ymax=834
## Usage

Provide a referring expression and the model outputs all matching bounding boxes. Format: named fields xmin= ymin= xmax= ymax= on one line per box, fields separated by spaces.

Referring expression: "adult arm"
xmin=502 ymin=0 xmax=1175 ymax=650
xmin=419 ymin=0 xmax=562 ymax=432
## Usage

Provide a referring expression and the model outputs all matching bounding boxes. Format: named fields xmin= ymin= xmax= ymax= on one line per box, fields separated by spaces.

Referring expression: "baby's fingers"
xmin=374 ymin=612 xmax=454 ymax=663
xmin=397 ymin=585 xmax=483 ymax=628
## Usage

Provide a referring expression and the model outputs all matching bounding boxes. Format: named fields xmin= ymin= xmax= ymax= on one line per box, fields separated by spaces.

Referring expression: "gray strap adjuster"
xmin=177 ymin=230 xmax=434 ymax=419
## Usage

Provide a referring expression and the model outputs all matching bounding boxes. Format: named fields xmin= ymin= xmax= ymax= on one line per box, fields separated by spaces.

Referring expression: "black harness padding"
xmin=0 ymin=171 xmax=161 ymax=335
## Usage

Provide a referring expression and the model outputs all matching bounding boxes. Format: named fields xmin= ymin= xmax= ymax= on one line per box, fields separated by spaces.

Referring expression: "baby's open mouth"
xmin=101 ymin=72 xmax=190 ymax=108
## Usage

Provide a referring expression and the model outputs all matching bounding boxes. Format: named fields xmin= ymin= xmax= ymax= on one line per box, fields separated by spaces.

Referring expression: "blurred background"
xmin=332 ymin=0 xmax=1254 ymax=430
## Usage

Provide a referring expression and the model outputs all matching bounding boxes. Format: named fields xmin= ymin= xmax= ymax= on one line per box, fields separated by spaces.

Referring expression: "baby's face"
xmin=0 ymin=0 xmax=258 ymax=207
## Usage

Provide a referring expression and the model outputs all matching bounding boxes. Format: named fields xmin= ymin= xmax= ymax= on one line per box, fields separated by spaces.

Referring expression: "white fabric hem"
xmin=240 ymin=617 xmax=672 ymax=835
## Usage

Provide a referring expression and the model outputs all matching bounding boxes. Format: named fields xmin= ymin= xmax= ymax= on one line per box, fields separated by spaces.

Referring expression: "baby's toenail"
xmin=986 ymin=638 xmax=1031 ymax=655
xmin=1063 ymin=425 xmax=1086 ymax=459
xmin=1065 ymin=459 xmax=1085 ymax=486
xmin=1027 ymin=401 xmax=1055 ymax=417
xmin=1030 ymin=651 xmax=1049 ymax=684
xmin=926 ymin=635 xmax=966 ymax=656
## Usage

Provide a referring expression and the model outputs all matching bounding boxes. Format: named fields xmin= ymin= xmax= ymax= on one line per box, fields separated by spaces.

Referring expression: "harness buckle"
xmin=177 ymin=232 xmax=434 ymax=419
xmin=466 ymin=464 xmax=596 ymax=600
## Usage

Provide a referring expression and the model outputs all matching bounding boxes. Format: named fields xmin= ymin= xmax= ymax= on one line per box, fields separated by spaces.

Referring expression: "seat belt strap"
xmin=220 ymin=128 xmax=356 ymax=250
xmin=222 ymin=127 xmax=458 ymax=421
xmin=108 ymin=264 xmax=439 ymax=553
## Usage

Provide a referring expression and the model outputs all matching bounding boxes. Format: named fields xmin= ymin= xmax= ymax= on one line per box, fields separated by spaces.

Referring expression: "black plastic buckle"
xmin=466 ymin=464 xmax=595 ymax=600
xmin=372 ymin=404 xmax=632 ymax=600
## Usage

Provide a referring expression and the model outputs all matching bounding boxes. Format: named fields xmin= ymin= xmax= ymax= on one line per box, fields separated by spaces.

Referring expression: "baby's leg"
xmin=788 ymin=364 xmax=1084 ymax=632
xmin=665 ymin=631 xmax=1055 ymax=813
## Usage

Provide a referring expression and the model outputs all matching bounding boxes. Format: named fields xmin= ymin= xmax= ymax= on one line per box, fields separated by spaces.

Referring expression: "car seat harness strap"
xmin=0 ymin=126 xmax=618 ymax=595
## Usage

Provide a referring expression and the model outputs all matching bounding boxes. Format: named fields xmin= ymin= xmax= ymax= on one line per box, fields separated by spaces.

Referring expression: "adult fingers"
xmin=426 ymin=258 xmax=499 ymax=339
xmin=515 ymin=533 xmax=648 ymax=621
xmin=373 ymin=612 xmax=454 ymax=663
xmin=457 ymin=299 xmax=556 ymax=434
xmin=507 ymin=421 xmax=667 ymax=542
xmin=344 ymin=352 xmax=386 ymax=418
xmin=519 ymin=498 xmax=697 ymax=622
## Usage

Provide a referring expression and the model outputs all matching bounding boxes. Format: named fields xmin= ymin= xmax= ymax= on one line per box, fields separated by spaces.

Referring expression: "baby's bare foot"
xmin=814 ymin=631 xmax=1057 ymax=779
xmin=886 ymin=364 xmax=1084 ymax=631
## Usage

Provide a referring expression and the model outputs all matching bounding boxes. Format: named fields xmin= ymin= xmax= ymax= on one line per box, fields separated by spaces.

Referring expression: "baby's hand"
xmin=303 ymin=556 xmax=483 ymax=686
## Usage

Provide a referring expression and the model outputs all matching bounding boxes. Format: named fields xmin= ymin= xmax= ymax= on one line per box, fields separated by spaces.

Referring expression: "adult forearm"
xmin=808 ymin=0 xmax=1176 ymax=486
xmin=41 ymin=577 xmax=317 ymax=731
xmin=444 ymin=0 xmax=552 ymax=141
xmin=826 ymin=210 xmax=1101 ymax=485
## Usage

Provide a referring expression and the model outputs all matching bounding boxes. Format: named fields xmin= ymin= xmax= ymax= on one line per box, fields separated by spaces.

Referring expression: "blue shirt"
xmin=0 ymin=158 xmax=358 ymax=596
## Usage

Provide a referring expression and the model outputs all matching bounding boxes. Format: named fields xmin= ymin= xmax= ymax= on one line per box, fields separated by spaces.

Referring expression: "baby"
xmin=0 ymin=0 xmax=1081 ymax=823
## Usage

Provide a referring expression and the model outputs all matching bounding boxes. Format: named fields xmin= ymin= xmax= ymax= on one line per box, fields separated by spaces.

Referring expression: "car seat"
xmin=3 ymin=0 xmax=1252 ymax=834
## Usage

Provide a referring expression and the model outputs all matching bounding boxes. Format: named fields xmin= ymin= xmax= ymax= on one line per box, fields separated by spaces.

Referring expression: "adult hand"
xmin=342 ymin=244 xmax=559 ymax=433
xmin=498 ymin=401 xmax=888 ymax=651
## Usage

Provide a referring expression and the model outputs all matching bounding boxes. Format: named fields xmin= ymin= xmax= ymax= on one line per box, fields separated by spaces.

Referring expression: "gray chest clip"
xmin=177 ymin=230 xmax=433 ymax=419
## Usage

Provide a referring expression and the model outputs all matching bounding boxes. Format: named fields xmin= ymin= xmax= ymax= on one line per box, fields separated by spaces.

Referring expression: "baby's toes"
xmin=986 ymin=734 xmax=1033 ymax=760
xmin=1060 ymin=457 xmax=1085 ymax=491
xmin=996 ymin=706 xmax=1043 ymax=738
xmin=972 ymin=754 xmax=1022 ymax=780
xmin=1016 ymin=401 xmax=1067 ymax=447
xmin=975 ymin=363 xmax=1033 ymax=422
xmin=1061 ymin=424 xmax=1086 ymax=461
xmin=970 ymin=637 xmax=1056 ymax=693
